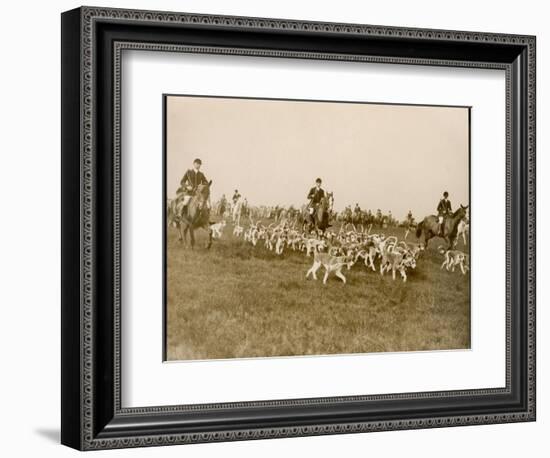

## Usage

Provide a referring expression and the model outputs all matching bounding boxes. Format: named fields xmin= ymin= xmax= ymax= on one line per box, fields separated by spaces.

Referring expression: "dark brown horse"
xmin=304 ymin=192 xmax=333 ymax=234
xmin=175 ymin=181 xmax=213 ymax=249
xmin=416 ymin=204 xmax=469 ymax=249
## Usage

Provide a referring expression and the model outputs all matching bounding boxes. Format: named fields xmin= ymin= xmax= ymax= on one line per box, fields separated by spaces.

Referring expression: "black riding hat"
xmin=193 ymin=158 xmax=202 ymax=164
xmin=443 ymin=191 xmax=449 ymax=197
xmin=315 ymin=178 xmax=322 ymax=184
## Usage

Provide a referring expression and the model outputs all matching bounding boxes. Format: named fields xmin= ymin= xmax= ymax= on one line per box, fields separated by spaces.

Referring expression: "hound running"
xmin=439 ymin=246 xmax=469 ymax=274
xmin=306 ymin=251 xmax=355 ymax=284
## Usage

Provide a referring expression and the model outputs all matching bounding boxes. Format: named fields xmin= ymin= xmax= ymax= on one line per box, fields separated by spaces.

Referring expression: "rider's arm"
xmin=180 ymin=170 xmax=189 ymax=186
xmin=182 ymin=170 xmax=195 ymax=187
xmin=307 ymin=188 xmax=314 ymax=199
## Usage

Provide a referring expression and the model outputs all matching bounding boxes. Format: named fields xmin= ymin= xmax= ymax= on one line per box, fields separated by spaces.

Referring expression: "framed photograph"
xmin=61 ymin=6 xmax=536 ymax=450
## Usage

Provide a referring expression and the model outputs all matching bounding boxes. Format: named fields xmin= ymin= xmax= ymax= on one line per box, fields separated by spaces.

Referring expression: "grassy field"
xmin=166 ymin=220 xmax=470 ymax=361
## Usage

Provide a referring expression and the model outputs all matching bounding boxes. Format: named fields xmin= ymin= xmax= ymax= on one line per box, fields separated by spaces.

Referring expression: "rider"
xmin=176 ymin=158 xmax=209 ymax=215
xmin=437 ymin=191 xmax=452 ymax=236
xmin=406 ymin=210 xmax=414 ymax=228
xmin=232 ymin=189 xmax=241 ymax=205
xmin=218 ymin=194 xmax=227 ymax=216
xmin=307 ymin=178 xmax=325 ymax=223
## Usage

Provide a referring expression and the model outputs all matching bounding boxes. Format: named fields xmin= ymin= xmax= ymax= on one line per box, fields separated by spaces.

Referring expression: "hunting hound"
xmin=439 ymin=246 xmax=469 ymax=274
xmin=305 ymin=238 xmax=327 ymax=256
xmin=380 ymin=246 xmax=417 ymax=282
xmin=210 ymin=220 xmax=226 ymax=239
xmin=275 ymin=234 xmax=286 ymax=255
xmin=355 ymin=242 xmax=378 ymax=271
xmin=233 ymin=224 xmax=244 ymax=237
xmin=306 ymin=251 xmax=355 ymax=284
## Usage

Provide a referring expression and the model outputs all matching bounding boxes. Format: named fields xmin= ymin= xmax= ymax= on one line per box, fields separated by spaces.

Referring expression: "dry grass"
xmin=166 ymin=221 xmax=470 ymax=361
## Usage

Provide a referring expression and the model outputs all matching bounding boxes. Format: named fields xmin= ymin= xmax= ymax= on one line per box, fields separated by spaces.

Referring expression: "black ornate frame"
xmin=61 ymin=6 xmax=536 ymax=451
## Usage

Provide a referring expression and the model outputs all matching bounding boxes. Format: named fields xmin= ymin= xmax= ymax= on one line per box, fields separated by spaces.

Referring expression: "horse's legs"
xmin=206 ymin=227 xmax=213 ymax=249
xmin=180 ymin=223 xmax=189 ymax=245
xmin=183 ymin=225 xmax=189 ymax=246
xmin=447 ymin=236 xmax=454 ymax=250
xmin=189 ymin=228 xmax=195 ymax=249
xmin=424 ymin=231 xmax=431 ymax=249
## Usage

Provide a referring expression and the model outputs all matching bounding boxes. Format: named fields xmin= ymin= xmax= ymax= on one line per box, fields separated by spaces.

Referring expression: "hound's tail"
xmin=415 ymin=221 xmax=423 ymax=239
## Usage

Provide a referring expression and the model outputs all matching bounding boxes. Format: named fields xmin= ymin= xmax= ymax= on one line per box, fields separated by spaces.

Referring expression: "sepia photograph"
xmin=164 ymin=94 xmax=471 ymax=361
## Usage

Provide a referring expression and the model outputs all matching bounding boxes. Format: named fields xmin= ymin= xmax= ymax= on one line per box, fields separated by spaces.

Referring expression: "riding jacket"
xmin=178 ymin=169 xmax=208 ymax=196
xmin=437 ymin=198 xmax=452 ymax=216
xmin=307 ymin=187 xmax=325 ymax=206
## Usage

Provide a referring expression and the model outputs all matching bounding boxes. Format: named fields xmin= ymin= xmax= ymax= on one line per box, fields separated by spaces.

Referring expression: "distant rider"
xmin=437 ymin=191 xmax=452 ymax=236
xmin=232 ymin=189 xmax=241 ymax=205
xmin=218 ymin=194 xmax=227 ymax=216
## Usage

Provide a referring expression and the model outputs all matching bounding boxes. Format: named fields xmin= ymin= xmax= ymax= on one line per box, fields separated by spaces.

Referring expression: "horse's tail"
xmin=415 ymin=221 xmax=423 ymax=239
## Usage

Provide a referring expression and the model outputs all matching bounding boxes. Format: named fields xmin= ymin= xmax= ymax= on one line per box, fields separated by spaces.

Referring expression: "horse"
xmin=456 ymin=218 xmax=470 ymax=246
xmin=304 ymin=192 xmax=333 ymax=234
xmin=231 ymin=196 xmax=244 ymax=225
xmin=175 ymin=181 xmax=213 ymax=249
xmin=415 ymin=204 xmax=469 ymax=249
xmin=166 ymin=198 xmax=176 ymax=228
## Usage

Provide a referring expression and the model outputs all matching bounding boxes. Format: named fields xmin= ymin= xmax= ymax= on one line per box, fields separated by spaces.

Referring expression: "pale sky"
xmin=166 ymin=95 xmax=469 ymax=219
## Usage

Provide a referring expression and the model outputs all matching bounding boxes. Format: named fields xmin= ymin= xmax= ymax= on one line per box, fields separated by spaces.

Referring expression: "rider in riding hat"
xmin=232 ymin=189 xmax=241 ymax=205
xmin=437 ymin=191 xmax=452 ymax=236
xmin=176 ymin=158 xmax=209 ymax=215
xmin=307 ymin=178 xmax=325 ymax=223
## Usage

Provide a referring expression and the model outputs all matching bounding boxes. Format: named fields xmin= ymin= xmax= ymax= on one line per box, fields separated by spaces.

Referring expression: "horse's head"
xmin=195 ymin=180 xmax=212 ymax=199
xmin=454 ymin=204 xmax=469 ymax=220
xmin=320 ymin=192 xmax=334 ymax=209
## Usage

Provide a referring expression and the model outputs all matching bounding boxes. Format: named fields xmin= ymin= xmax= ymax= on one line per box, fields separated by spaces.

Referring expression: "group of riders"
xmin=175 ymin=158 xmax=456 ymax=237
xmin=341 ymin=206 xmax=396 ymax=228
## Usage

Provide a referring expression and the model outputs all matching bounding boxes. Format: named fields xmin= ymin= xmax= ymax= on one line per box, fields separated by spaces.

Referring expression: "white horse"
xmin=456 ymin=219 xmax=470 ymax=246
xmin=232 ymin=197 xmax=244 ymax=226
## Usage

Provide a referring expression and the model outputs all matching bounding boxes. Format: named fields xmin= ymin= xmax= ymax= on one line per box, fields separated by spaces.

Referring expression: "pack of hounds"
xmin=207 ymin=218 xmax=469 ymax=285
